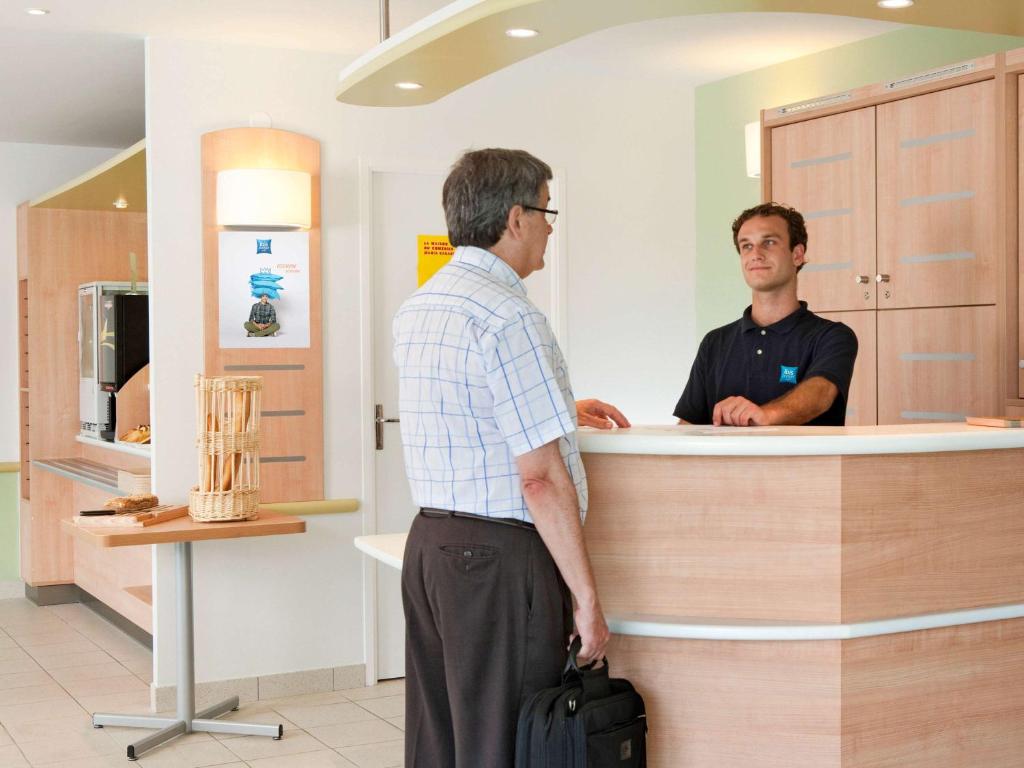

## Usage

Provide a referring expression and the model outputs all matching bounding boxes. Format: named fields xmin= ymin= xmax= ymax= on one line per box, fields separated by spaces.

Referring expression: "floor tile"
xmin=3 ymin=712 xmax=95 ymax=744
xmin=0 ymin=636 xmax=17 ymax=652
xmin=336 ymin=739 xmax=404 ymax=768
xmin=0 ymin=681 xmax=72 ymax=707
xmin=248 ymin=751 xmax=357 ymax=767
xmin=0 ymin=669 xmax=52 ymax=691
xmin=0 ymin=697 xmax=89 ymax=727
xmin=15 ymin=729 xmax=121 ymax=765
xmin=0 ymin=656 xmax=41 ymax=675
xmin=49 ymin=662 xmax=136 ymax=685
xmin=133 ymin=738 xmax=244 ymax=768
xmin=308 ymin=718 xmax=403 ymax=749
xmin=272 ymin=701 xmax=377 ymax=730
xmin=62 ymin=673 xmax=149 ymax=699
xmin=0 ymin=725 xmax=10 ymax=747
xmin=10 ymin=628 xmax=87 ymax=649
xmin=0 ymin=744 xmax=30 ymax=767
xmin=386 ymin=717 xmax=404 ymax=732
xmin=34 ymin=650 xmax=118 ymax=671
xmin=221 ymin=730 xmax=325 ymax=761
xmin=355 ymin=695 xmax=403 ymax=720
xmin=263 ymin=690 xmax=352 ymax=709
xmin=340 ymin=681 xmax=404 ymax=702
xmin=24 ymin=638 xmax=102 ymax=659
xmin=121 ymin=657 xmax=153 ymax=683
xmin=75 ymin=689 xmax=153 ymax=715
xmin=22 ymin=755 xmax=134 ymax=768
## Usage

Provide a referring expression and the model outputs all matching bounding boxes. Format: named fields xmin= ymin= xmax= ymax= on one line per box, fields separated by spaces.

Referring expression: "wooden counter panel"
xmin=583 ymin=454 xmax=843 ymax=622
xmin=841 ymin=619 xmax=1024 ymax=767
xmin=840 ymin=449 xmax=1024 ymax=621
xmin=608 ymin=634 xmax=841 ymax=768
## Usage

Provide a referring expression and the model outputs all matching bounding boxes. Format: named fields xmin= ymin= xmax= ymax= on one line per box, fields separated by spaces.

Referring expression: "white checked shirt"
xmin=393 ymin=245 xmax=587 ymax=523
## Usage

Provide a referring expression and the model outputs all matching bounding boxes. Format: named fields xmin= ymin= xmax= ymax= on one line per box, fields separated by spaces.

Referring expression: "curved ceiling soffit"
xmin=336 ymin=0 xmax=1024 ymax=107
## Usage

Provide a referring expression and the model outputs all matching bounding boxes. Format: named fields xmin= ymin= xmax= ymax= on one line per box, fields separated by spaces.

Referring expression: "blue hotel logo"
xmin=256 ymin=239 xmax=272 ymax=254
xmin=779 ymin=365 xmax=798 ymax=384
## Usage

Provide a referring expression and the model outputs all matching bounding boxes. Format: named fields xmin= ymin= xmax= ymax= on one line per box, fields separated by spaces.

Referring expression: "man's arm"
xmin=576 ymin=399 xmax=630 ymax=429
xmin=712 ymin=376 xmax=838 ymax=426
xmin=516 ymin=440 xmax=609 ymax=665
xmin=268 ymin=305 xmax=277 ymax=325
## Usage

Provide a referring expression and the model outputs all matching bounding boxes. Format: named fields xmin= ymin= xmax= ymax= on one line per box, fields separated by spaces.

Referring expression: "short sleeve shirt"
xmin=392 ymin=245 xmax=586 ymax=523
xmin=673 ymin=302 xmax=858 ymax=426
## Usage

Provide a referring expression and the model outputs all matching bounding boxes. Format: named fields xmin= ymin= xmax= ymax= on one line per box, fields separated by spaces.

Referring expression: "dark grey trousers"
xmin=402 ymin=511 xmax=573 ymax=768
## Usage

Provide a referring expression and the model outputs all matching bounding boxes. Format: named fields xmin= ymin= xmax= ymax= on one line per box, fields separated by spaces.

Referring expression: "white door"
xmin=370 ymin=168 xmax=562 ymax=680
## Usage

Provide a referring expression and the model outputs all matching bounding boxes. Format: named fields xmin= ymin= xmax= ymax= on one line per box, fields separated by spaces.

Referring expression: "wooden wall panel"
xmin=771 ymin=107 xmax=876 ymax=312
xmin=840 ymin=449 xmax=1024 ymax=622
xmin=608 ymin=634 xmax=841 ymax=768
xmin=842 ymin=619 xmax=1024 ymax=768
xmin=817 ymin=310 xmax=876 ymax=425
xmin=22 ymin=207 xmax=148 ymax=586
xmin=1019 ymin=76 xmax=1024 ymax=399
xmin=877 ymin=305 xmax=998 ymax=424
xmin=200 ymin=128 xmax=323 ymax=503
xmin=582 ymin=453 xmax=844 ymax=622
xmin=877 ymin=81 xmax=996 ymax=309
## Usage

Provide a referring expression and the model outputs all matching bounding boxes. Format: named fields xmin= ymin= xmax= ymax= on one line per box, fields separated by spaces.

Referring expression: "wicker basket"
xmin=189 ymin=374 xmax=262 ymax=522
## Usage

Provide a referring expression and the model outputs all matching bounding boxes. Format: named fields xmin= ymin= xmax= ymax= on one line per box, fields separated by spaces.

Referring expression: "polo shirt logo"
xmin=256 ymin=238 xmax=272 ymax=254
xmin=779 ymin=365 xmax=798 ymax=384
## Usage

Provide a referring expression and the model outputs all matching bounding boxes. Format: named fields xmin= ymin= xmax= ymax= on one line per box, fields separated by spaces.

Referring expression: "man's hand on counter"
xmin=713 ymin=396 xmax=770 ymax=427
xmin=576 ymin=399 xmax=631 ymax=430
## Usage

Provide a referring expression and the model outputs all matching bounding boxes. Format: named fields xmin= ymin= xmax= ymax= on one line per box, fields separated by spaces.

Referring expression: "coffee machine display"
xmin=78 ymin=282 xmax=149 ymax=441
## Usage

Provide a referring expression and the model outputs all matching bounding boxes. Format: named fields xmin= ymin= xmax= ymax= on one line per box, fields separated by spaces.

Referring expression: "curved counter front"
xmin=576 ymin=423 xmax=1024 ymax=768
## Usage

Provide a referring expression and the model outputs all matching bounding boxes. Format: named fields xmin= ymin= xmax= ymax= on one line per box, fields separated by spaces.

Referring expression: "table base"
xmin=94 ymin=695 xmax=282 ymax=760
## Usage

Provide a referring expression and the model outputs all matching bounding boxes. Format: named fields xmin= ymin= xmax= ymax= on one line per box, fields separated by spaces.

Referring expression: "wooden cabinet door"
xmin=877 ymin=306 xmax=998 ymax=424
xmin=1019 ymin=76 xmax=1024 ymax=399
xmin=771 ymin=107 xmax=876 ymax=312
xmin=877 ymin=81 xmax=996 ymax=309
xmin=818 ymin=310 xmax=876 ymax=425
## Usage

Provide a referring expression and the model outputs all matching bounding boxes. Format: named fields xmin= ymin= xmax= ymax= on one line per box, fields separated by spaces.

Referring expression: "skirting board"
xmin=24 ymin=583 xmax=152 ymax=649
xmin=152 ymin=664 xmax=367 ymax=712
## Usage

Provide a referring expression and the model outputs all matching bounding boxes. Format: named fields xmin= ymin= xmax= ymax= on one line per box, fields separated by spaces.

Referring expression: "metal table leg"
xmin=92 ymin=541 xmax=284 ymax=760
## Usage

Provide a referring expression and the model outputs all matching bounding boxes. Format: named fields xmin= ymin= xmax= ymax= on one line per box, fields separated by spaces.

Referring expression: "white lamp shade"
xmin=216 ymin=168 xmax=312 ymax=229
xmin=745 ymin=121 xmax=761 ymax=180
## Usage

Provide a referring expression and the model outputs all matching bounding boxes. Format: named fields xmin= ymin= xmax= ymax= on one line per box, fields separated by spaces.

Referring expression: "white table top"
xmin=577 ymin=422 xmax=1024 ymax=456
xmin=353 ymin=532 xmax=1024 ymax=640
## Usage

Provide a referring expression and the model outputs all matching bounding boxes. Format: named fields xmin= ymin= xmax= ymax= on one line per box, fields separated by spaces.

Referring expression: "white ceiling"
xmin=0 ymin=1 xmax=900 ymax=148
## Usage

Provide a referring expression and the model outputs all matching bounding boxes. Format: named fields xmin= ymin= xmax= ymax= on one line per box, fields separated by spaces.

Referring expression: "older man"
xmin=393 ymin=148 xmax=626 ymax=767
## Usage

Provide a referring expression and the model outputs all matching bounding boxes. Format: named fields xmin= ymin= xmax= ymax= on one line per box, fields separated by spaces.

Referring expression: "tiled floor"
xmin=0 ymin=598 xmax=405 ymax=768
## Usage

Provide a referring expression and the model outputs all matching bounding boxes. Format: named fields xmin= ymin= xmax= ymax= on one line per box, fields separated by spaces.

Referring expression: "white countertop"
xmin=354 ymin=533 xmax=1024 ymax=640
xmin=577 ymin=422 xmax=1024 ymax=456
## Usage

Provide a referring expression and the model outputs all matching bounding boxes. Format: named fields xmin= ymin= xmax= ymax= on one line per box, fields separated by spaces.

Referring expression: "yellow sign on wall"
xmin=417 ymin=235 xmax=454 ymax=286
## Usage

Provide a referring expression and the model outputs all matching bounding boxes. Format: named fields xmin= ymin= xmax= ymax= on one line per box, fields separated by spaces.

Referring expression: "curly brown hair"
xmin=731 ymin=203 xmax=808 ymax=271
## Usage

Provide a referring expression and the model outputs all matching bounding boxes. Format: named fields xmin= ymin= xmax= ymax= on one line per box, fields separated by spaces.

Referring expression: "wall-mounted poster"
xmin=417 ymin=234 xmax=454 ymax=286
xmin=218 ymin=231 xmax=311 ymax=349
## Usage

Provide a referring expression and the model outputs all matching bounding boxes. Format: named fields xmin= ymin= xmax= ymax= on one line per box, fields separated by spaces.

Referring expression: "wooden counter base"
xmin=613 ymin=617 xmax=1024 ymax=768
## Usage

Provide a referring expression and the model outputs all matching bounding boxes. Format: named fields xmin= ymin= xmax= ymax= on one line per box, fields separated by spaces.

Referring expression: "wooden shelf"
xmin=32 ymin=458 xmax=120 ymax=495
xmin=75 ymin=435 xmax=151 ymax=459
xmin=124 ymin=585 xmax=152 ymax=606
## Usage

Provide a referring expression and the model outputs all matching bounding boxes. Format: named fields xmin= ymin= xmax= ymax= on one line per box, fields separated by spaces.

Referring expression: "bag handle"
xmin=564 ymin=636 xmax=610 ymax=702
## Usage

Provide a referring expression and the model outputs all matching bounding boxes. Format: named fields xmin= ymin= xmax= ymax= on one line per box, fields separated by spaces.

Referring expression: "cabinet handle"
xmin=875 ymin=274 xmax=891 ymax=283
xmin=854 ymin=275 xmax=870 ymax=284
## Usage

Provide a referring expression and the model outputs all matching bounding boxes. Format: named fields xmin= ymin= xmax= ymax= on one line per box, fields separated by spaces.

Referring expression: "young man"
xmin=393 ymin=148 xmax=627 ymax=767
xmin=674 ymin=202 xmax=857 ymax=426
xmin=244 ymin=294 xmax=279 ymax=337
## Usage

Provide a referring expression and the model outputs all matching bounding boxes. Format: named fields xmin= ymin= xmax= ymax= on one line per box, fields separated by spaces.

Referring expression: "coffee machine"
xmin=78 ymin=281 xmax=149 ymax=441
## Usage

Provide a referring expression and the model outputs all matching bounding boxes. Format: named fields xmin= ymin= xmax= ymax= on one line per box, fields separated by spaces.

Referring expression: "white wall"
xmin=0 ymin=142 xmax=122 ymax=461
xmin=146 ymin=36 xmax=695 ymax=685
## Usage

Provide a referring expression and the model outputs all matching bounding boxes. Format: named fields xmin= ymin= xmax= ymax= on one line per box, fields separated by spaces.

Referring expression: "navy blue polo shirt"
xmin=673 ymin=302 xmax=858 ymax=426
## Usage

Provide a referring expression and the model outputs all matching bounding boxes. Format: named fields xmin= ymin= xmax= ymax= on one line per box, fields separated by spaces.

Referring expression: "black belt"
xmin=420 ymin=507 xmax=536 ymax=531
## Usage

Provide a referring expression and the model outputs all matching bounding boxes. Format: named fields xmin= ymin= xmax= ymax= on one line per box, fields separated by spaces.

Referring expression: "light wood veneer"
xmin=817 ymin=310 xmax=877 ymax=426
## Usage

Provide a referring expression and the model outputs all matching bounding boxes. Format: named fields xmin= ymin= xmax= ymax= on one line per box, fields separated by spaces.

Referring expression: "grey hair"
xmin=442 ymin=148 xmax=552 ymax=248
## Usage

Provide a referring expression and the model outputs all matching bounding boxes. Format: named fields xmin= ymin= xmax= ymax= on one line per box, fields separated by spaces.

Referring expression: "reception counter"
xmin=357 ymin=424 xmax=1024 ymax=767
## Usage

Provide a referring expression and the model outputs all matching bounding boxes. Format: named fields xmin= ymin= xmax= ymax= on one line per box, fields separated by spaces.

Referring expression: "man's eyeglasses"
xmin=522 ymin=205 xmax=559 ymax=225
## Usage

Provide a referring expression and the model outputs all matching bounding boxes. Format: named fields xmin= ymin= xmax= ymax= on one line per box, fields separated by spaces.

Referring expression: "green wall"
xmin=0 ymin=473 xmax=18 ymax=580
xmin=695 ymin=26 xmax=1024 ymax=336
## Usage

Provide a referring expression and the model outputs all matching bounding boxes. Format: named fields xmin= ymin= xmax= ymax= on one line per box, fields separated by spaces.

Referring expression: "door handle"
xmin=875 ymin=273 xmax=890 ymax=283
xmin=854 ymin=275 xmax=870 ymax=284
xmin=375 ymin=404 xmax=400 ymax=451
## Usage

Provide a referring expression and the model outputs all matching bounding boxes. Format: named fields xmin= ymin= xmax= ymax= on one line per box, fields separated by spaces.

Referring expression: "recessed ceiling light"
xmin=113 ymin=198 xmax=129 ymax=209
xmin=877 ymin=0 xmax=913 ymax=8
xmin=505 ymin=28 xmax=539 ymax=39
xmin=25 ymin=8 xmax=50 ymax=15
xmin=395 ymin=82 xmax=423 ymax=90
